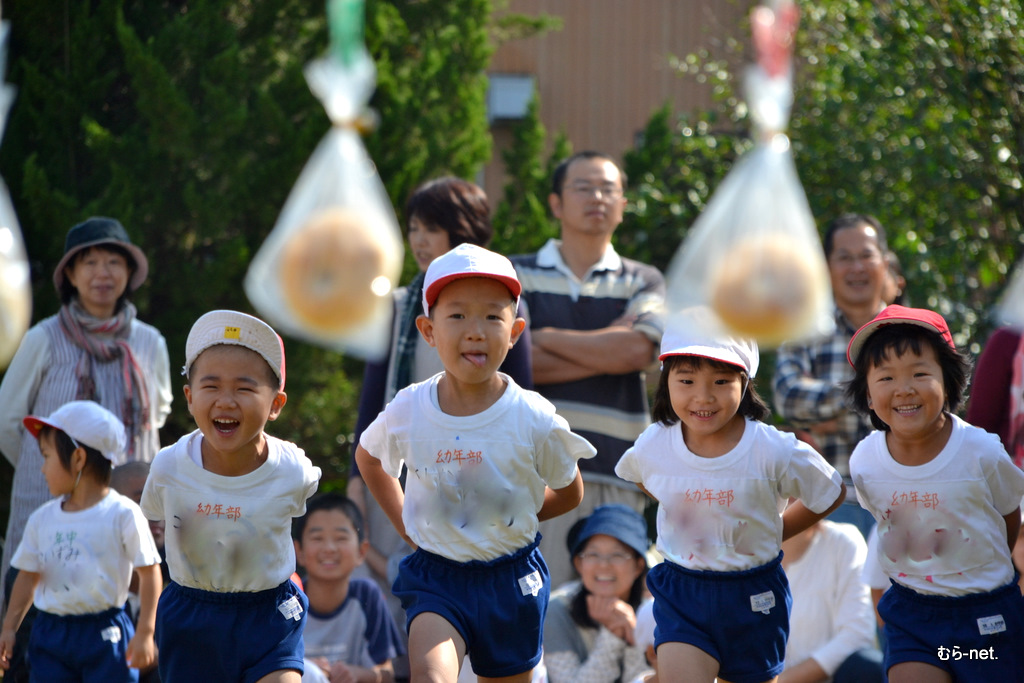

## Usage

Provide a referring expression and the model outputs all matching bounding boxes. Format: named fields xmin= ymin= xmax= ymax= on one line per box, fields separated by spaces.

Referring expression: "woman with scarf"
xmin=0 ymin=216 xmax=172 ymax=594
xmin=346 ymin=177 xmax=532 ymax=681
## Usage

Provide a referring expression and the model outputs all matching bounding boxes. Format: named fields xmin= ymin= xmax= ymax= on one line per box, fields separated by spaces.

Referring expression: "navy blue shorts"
xmin=393 ymin=536 xmax=548 ymax=678
xmin=647 ymin=553 xmax=791 ymax=683
xmin=155 ymin=580 xmax=307 ymax=683
xmin=880 ymin=578 xmax=1024 ymax=681
xmin=29 ymin=606 xmax=138 ymax=683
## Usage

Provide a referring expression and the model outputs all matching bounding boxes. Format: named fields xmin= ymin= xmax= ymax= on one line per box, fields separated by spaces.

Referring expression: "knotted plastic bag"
xmin=0 ymin=21 xmax=31 ymax=367
xmin=664 ymin=1 xmax=832 ymax=347
xmin=245 ymin=1 xmax=402 ymax=360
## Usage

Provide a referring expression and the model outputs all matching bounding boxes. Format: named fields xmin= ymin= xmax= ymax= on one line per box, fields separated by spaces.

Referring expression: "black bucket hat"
xmin=52 ymin=217 xmax=149 ymax=293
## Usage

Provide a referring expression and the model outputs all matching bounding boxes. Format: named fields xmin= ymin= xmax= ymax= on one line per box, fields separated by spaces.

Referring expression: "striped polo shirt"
xmin=512 ymin=239 xmax=665 ymax=478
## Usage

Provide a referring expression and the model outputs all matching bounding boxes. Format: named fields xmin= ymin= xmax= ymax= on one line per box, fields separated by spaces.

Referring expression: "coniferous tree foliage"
xmin=0 ymin=0 xmax=495 ymax=490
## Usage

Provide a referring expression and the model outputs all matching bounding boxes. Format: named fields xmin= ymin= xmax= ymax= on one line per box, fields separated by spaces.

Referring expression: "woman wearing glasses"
xmin=543 ymin=504 xmax=654 ymax=683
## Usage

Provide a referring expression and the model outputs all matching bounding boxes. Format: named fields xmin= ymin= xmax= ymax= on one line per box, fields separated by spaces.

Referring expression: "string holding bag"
xmin=663 ymin=0 xmax=833 ymax=347
xmin=245 ymin=0 xmax=403 ymax=360
xmin=0 ymin=20 xmax=31 ymax=368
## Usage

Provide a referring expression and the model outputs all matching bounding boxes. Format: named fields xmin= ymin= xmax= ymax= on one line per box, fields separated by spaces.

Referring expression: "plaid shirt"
xmin=772 ymin=308 xmax=875 ymax=479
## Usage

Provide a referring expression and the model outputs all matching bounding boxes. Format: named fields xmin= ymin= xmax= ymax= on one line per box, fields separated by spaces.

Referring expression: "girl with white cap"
xmin=615 ymin=308 xmax=845 ymax=683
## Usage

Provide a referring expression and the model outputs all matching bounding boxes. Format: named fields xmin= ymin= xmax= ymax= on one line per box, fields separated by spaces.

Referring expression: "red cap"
xmin=847 ymin=305 xmax=954 ymax=366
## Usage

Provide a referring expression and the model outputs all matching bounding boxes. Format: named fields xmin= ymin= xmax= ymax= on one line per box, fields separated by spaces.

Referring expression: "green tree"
xmin=491 ymin=93 xmax=570 ymax=256
xmin=0 ymin=0 xmax=497 ymax=493
xmin=624 ymin=0 xmax=1024 ymax=350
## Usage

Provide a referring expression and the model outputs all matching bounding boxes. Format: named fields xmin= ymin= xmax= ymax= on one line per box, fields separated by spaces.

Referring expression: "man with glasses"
xmin=512 ymin=151 xmax=665 ymax=587
xmin=773 ymin=213 xmax=891 ymax=538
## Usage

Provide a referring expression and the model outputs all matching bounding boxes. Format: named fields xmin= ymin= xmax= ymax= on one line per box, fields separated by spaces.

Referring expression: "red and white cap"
xmin=659 ymin=307 xmax=759 ymax=377
xmin=23 ymin=400 xmax=127 ymax=465
xmin=846 ymin=304 xmax=955 ymax=367
xmin=422 ymin=243 xmax=522 ymax=316
xmin=183 ymin=310 xmax=286 ymax=389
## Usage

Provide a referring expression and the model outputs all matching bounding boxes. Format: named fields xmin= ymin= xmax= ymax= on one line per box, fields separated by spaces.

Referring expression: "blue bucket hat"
xmin=567 ymin=504 xmax=649 ymax=563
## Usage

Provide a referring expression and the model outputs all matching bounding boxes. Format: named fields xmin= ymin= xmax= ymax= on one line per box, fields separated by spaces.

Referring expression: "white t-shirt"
xmin=141 ymin=430 xmax=321 ymax=592
xmin=783 ymin=521 xmax=877 ymax=677
xmin=850 ymin=415 xmax=1024 ymax=596
xmin=616 ymin=418 xmax=842 ymax=571
xmin=13 ymin=490 xmax=161 ymax=615
xmin=359 ymin=373 xmax=595 ymax=562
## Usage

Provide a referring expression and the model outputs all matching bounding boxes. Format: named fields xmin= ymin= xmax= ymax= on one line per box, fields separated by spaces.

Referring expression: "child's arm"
xmin=1005 ymin=507 xmax=1022 ymax=552
xmin=125 ymin=563 xmax=161 ymax=670
xmin=538 ymin=469 xmax=584 ymax=522
xmin=634 ymin=482 xmax=657 ymax=502
xmin=781 ymin=482 xmax=846 ymax=541
xmin=354 ymin=444 xmax=414 ymax=548
xmin=0 ymin=569 xmax=40 ymax=670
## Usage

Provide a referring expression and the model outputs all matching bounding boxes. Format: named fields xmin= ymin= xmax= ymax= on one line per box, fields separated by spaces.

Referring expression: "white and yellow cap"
xmin=183 ymin=310 xmax=286 ymax=389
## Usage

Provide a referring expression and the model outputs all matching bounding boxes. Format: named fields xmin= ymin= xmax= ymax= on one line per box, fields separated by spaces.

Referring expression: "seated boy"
xmin=293 ymin=492 xmax=404 ymax=683
xmin=355 ymin=243 xmax=596 ymax=683
xmin=141 ymin=310 xmax=321 ymax=683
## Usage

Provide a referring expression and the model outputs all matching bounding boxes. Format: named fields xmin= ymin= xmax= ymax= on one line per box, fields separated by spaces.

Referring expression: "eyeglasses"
xmin=578 ymin=551 xmax=635 ymax=566
xmin=566 ymin=183 xmax=623 ymax=200
xmin=830 ymin=251 xmax=883 ymax=267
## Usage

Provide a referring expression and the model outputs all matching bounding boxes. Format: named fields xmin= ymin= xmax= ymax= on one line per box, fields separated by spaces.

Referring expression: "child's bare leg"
xmin=255 ymin=669 xmax=301 ymax=683
xmin=656 ymin=642 xmax=719 ymax=683
xmin=888 ymin=661 xmax=953 ymax=683
xmin=478 ymin=670 xmax=533 ymax=683
xmin=409 ymin=612 xmax=467 ymax=683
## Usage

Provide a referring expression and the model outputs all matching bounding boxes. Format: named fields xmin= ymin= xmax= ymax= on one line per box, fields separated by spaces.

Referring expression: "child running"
xmin=140 ymin=310 xmax=321 ymax=682
xmin=0 ymin=400 xmax=162 ymax=682
xmin=845 ymin=305 xmax=1024 ymax=682
xmin=615 ymin=308 xmax=845 ymax=683
xmin=355 ymin=243 xmax=596 ymax=683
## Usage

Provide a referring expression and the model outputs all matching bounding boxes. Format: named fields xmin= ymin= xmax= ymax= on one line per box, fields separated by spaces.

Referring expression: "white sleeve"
xmin=615 ymin=446 xmax=643 ymax=485
xmin=535 ymin=413 xmax=595 ymax=490
xmin=779 ymin=437 xmax=843 ymax=513
xmin=122 ymin=503 xmax=162 ymax=568
xmin=152 ymin=333 xmax=173 ymax=429
xmin=359 ymin=409 xmax=403 ymax=478
xmin=0 ymin=325 xmax=49 ymax=466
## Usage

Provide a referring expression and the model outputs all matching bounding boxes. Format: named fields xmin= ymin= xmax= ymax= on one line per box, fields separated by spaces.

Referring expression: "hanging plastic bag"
xmin=663 ymin=0 xmax=832 ymax=347
xmin=245 ymin=0 xmax=403 ymax=360
xmin=0 ymin=21 xmax=31 ymax=367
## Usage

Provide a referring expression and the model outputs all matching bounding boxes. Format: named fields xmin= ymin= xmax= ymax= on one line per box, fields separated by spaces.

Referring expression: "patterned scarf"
xmin=388 ymin=272 xmax=425 ymax=402
xmin=58 ymin=300 xmax=151 ymax=458
xmin=1009 ymin=332 xmax=1024 ymax=468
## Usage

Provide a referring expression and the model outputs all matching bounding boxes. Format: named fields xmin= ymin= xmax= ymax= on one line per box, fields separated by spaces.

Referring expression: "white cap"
xmin=422 ymin=244 xmax=522 ymax=316
xmin=660 ymin=307 xmax=759 ymax=377
xmin=24 ymin=400 xmax=127 ymax=465
xmin=183 ymin=310 xmax=286 ymax=389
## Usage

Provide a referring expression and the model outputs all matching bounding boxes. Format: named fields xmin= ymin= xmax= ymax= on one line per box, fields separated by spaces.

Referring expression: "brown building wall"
xmin=483 ymin=0 xmax=752 ymax=200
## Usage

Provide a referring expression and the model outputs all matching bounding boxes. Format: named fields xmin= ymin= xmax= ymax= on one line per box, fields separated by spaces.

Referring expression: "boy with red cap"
xmin=356 ymin=243 xmax=596 ymax=683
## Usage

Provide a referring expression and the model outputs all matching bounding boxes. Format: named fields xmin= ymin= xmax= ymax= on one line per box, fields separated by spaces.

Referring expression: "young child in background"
xmin=845 ymin=305 xmax=1024 ymax=682
xmin=293 ymin=492 xmax=404 ymax=683
xmin=355 ymin=243 xmax=596 ymax=683
xmin=615 ymin=309 xmax=845 ymax=683
xmin=141 ymin=310 xmax=321 ymax=683
xmin=0 ymin=400 xmax=162 ymax=682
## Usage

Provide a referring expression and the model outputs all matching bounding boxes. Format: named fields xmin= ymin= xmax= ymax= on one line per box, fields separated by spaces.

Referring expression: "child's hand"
xmin=0 ymin=629 xmax=15 ymax=670
xmin=586 ymin=595 xmax=637 ymax=645
xmin=125 ymin=631 xmax=157 ymax=671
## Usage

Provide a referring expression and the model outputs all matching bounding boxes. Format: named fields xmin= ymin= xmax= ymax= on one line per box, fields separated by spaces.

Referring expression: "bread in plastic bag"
xmin=0 ymin=21 xmax=31 ymax=368
xmin=664 ymin=1 xmax=833 ymax=347
xmin=245 ymin=36 xmax=402 ymax=361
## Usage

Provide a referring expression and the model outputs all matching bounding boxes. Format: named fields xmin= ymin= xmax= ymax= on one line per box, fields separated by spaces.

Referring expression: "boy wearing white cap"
xmin=0 ymin=400 xmax=162 ymax=681
xmin=615 ymin=308 xmax=845 ymax=683
xmin=140 ymin=310 xmax=321 ymax=683
xmin=355 ymin=243 xmax=596 ymax=683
